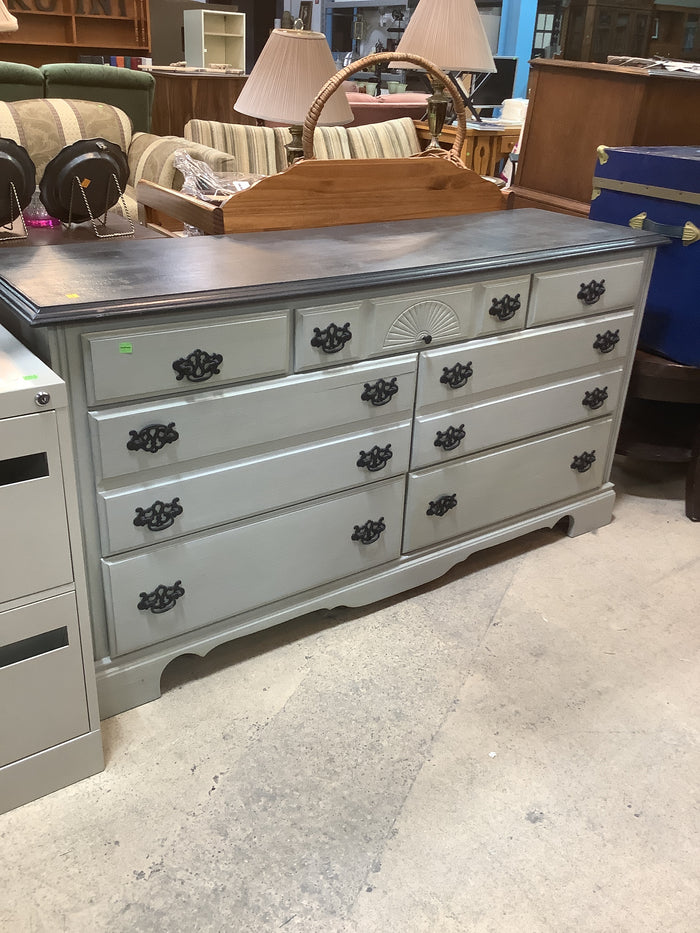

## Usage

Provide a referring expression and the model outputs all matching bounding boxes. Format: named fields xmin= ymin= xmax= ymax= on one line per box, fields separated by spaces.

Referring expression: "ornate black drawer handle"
xmin=582 ymin=387 xmax=609 ymax=410
xmin=172 ymin=348 xmax=223 ymax=382
xmin=434 ymin=424 xmax=466 ymax=451
xmin=357 ymin=444 xmax=393 ymax=472
xmin=137 ymin=580 xmax=185 ymax=614
xmin=133 ymin=497 xmax=183 ymax=531
xmin=426 ymin=493 xmax=458 ymax=517
xmin=593 ymin=329 xmax=620 ymax=354
xmin=571 ymin=450 xmax=596 ymax=473
xmin=361 ymin=377 xmax=398 ymax=406
xmin=126 ymin=422 xmax=179 ymax=454
xmin=577 ymin=279 xmax=606 ymax=305
xmin=489 ymin=292 xmax=521 ymax=321
xmin=351 ymin=516 xmax=386 ymax=545
xmin=310 ymin=322 xmax=352 ymax=353
xmin=440 ymin=361 xmax=473 ymax=389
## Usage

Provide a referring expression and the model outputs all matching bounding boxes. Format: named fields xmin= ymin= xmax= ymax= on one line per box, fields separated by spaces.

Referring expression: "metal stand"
xmin=64 ymin=173 xmax=134 ymax=238
xmin=0 ymin=183 xmax=28 ymax=242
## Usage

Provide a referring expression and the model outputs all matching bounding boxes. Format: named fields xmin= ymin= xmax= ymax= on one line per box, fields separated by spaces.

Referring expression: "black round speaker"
xmin=39 ymin=137 xmax=129 ymax=224
xmin=0 ymin=138 xmax=36 ymax=226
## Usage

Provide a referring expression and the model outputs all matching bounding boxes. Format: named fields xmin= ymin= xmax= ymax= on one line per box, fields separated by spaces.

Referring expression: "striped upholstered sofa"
xmin=0 ymin=97 xmax=239 ymax=221
xmin=183 ymin=117 xmax=422 ymax=176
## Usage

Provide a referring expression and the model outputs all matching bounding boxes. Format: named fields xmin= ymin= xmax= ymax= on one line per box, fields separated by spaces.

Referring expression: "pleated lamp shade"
xmin=0 ymin=1 xmax=18 ymax=32
xmin=396 ymin=0 xmax=495 ymax=73
xmin=235 ymin=29 xmax=353 ymax=126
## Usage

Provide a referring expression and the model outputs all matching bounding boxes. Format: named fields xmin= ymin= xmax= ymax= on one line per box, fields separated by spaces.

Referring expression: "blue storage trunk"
xmin=589 ymin=146 xmax=700 ymax=366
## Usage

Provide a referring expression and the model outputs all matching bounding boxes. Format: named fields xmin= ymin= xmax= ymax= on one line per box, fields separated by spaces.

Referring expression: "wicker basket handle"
xmin=302 ymin=51 xmax=467 ymax=162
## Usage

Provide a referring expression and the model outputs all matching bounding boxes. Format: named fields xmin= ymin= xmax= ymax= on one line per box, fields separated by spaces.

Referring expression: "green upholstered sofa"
xmin=0 ymin=61 xmax=155 ymax=133
xmin=0 ymin=62 xmax=44 ymax=102
xmin=0 ymin=98 xmax=238 ymax=222
xmin=183 ymin=117 xmax=423 ymax=176
xmin=41 ymin=63 xmax=155 ymax=134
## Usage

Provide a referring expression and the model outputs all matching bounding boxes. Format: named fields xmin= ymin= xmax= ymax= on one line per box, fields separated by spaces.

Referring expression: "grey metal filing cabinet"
xmin=0 ymin=326 xmax=103 ymax=814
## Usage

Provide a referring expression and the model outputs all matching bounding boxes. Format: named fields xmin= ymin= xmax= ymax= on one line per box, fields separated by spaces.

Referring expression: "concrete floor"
xmin=1 ymin=457 xmax=698 ymax=933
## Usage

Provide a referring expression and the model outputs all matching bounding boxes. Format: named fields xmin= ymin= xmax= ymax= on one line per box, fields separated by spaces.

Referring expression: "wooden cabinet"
xmin=510 ymin=59 xmax=700 ymax=218
xmin=0 ymin=210 xmax=663 ymax=719
xmin=3 ymin=0 xmax=151 ymax=67
xmin=150 ymin=70 xmax=255 ymax=137
xmin=183 ymin=9 xmax=246 ymax=70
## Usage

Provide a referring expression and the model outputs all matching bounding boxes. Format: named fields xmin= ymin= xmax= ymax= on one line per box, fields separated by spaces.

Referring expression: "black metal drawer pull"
xmin=172 ymin=348 xmax=223 ymax=382
xmin=434 ymin=424 xmax=466 ymax=451
xmin=361 ymin=377 xmax=398 ymax=406
xmin=440 ymin=361 xmax=473 ymax=389
xmin=582 ymin=387 xmax=608 ymax=410
xmin=351 ymin=516 xmax=386 ymax=545
xmin=426 ymin=493 xmax=458 ymax=517
xmin=577 ymin=279 xmax=606 ymax=305
xmin=310 ymin=322 xmax=352 ymax=353
xmin=356 ymin=444 xmax=393 ymax=472
xmin=489 ymin=293 xmax=521 ymax=321
xmin=571 ymin=450 xmax=596 ymax=473
xmin=593 ymin=329 xmax=620 ymax=354
xmin=137 ymin=580 xmax=185 ymax=614
xmin=126 ymin=422 xmax=179 ymax=454
xmin=133 ymin=497 xmax=183 ymax=531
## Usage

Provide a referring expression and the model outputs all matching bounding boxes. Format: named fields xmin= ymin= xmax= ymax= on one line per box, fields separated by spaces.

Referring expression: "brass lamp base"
xmin=285 ymin=125 xmax=304 ymax=165
xmin=425 ymin=77 xmax=450 ymax=150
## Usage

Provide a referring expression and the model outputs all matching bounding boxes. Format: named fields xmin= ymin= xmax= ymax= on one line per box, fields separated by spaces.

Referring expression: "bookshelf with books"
xmin=2 ymin=0 xmax=151 ymax=67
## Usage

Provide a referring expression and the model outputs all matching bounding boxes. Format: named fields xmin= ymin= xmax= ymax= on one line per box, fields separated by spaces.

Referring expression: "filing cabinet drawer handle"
xmin=571 ymin=450 xmax=596 ymax=473
xmin=356 ymin=444 xmax=393 ymax=472
xmin=172 ymin=348 xmax=223 ymax=383
xmin=489 ymin=293 xmax=521 ymax=322
xmin=137 ymin=580 xmax=185 ymax=614
xmin=361 ymin=377 xmax=398 ymax=406
xmin=440 ymin=361 xmax=473 ymax=390
xmin=581 ymin=387 xmax=608 ymax=410
xmin=310 ymin=322 xmax=352 ymax=353
xmin=133 ymin=497 xmax=183 ymax=531
xmin=592 ymin=330 xmax=620 ymax=354
xmin=434 ymin=424 xmax=466 ymax=451
xmin=126 ymin=422 xmax=179 ymax=454
xmin=577 ymin=279 xmax=606 ymax=305
xmin=351 ymin=516 xmax=386 ymax=545
xmin=426 ymin=493 xmax=458 ymax=517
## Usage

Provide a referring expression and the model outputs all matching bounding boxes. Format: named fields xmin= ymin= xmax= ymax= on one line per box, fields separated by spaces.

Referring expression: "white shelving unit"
xmin=183 ymin=9 xmax=246 ymax=71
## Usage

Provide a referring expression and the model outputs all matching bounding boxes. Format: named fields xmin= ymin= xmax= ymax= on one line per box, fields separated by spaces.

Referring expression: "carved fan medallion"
xmin=383 ymin=299 xmax=460 ymax=349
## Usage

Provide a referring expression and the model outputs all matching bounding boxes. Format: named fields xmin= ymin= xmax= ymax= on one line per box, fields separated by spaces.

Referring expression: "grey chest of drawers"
xmin=0 ymin=211 xmax=664 ymax=718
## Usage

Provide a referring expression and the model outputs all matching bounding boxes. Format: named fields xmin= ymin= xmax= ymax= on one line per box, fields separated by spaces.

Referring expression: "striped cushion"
xmin=347 ymin=118 xmax=421 ymax=160
xmin=0 ymin=98 xmax=132 ymax=180
xmin=127 ymin=133 xmax=239 ymax=190
xmin=184 ymin=120 xmax=354 ymax=171
xmin=185 ymin=121 xmax=283 ymax=175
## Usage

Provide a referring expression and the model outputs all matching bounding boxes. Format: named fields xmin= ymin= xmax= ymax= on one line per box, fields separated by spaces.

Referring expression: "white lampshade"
xmin=235 ymin=29 xmax=353 ymax=126
xmin=396 ymin=0 xmax=496 ymax=73
xmin=0 ymin=1 xmax=18 ymax=32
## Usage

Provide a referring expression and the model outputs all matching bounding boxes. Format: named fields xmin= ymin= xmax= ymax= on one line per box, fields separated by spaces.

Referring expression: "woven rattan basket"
xmin=302 ymin=51 xmax=467 ymax=163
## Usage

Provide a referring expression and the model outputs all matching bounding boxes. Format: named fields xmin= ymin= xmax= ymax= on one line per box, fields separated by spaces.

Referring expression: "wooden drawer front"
xmin=103 ymin=476 xmax=405 ymax=657
xmin=295 ymin=301 xmax=364 ymax=370
xmin=528 ymin=257 xmax=645 ymax=326
xmin=98 ymin=419 xmax=412 ymax=555
xmin=89 ymin=355 xmax=417 ymax=482
xmin=84 ymin=312 xmax=290 ymax=404
xmin=404 ymin=418 xmax=614 ymax=553
xmin=0 ymin=411 xmax=73 ymax=603
xmin=411 ymin=368 xmax=625 ymax=469
xmin=295 ymin=285 xmax=478 ymax=370
xmin=416 ymin=311 xmax=634 ymax=411
xmin=0 ymin=593 xmax=89 ymax=767
xmin=474 ymin=274 xmax=531 ymax=337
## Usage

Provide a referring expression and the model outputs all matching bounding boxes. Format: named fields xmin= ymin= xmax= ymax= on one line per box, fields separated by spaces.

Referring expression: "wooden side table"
xmin=616 ymin=349 xmax=700 ymax=520
xmin=413 ymin=121 xmax=521 ymax=177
